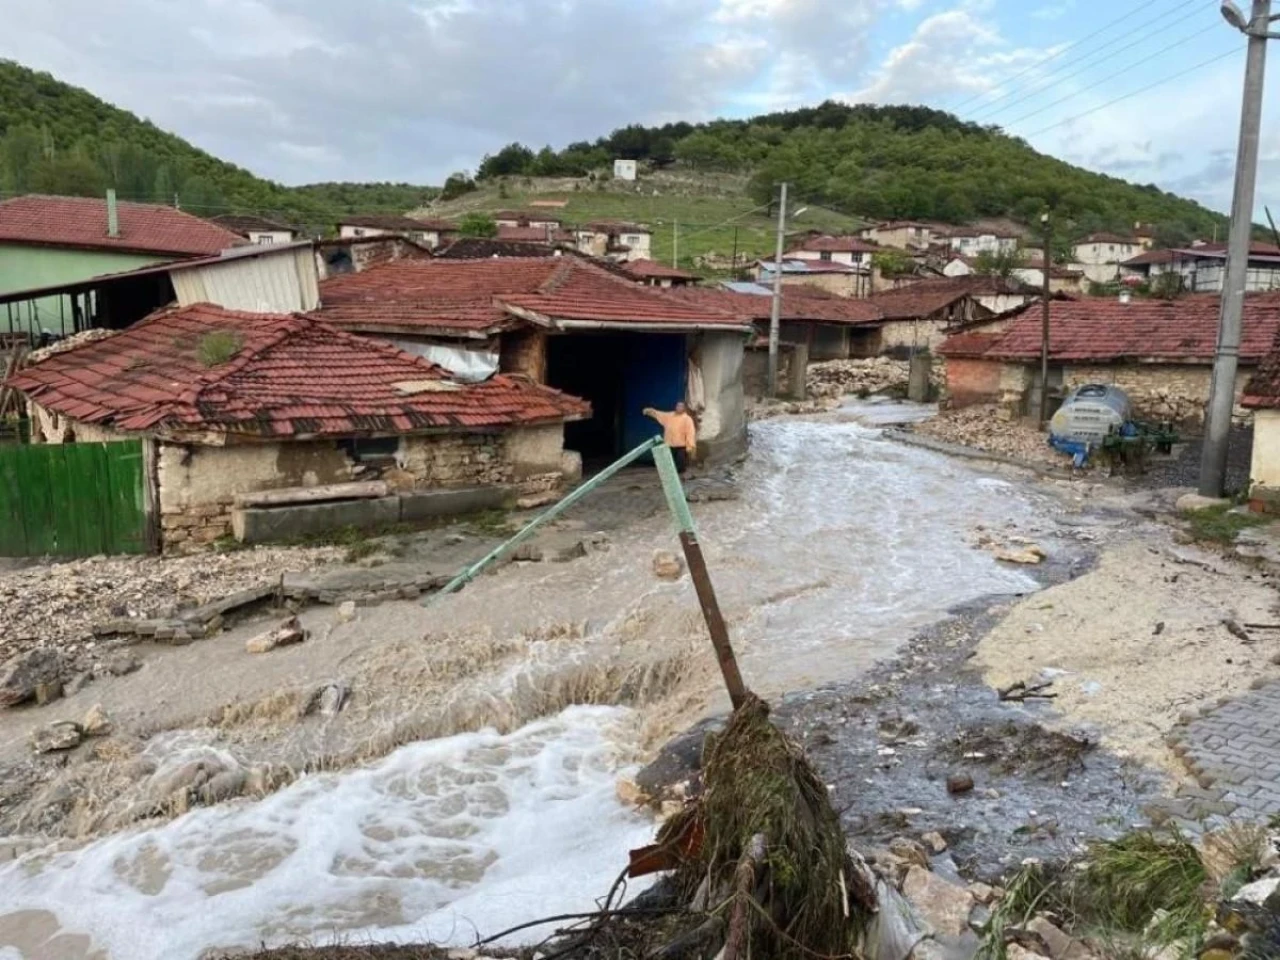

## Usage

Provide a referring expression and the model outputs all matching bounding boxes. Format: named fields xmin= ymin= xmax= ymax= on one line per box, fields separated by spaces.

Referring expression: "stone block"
xmin=233 ymin=497 xmax=400 ymax=544
xmin=398 ymin=486 xmax=513 ymax=522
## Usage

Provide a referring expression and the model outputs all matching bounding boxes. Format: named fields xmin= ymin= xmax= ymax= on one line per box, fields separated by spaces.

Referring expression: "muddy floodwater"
xmin=0 ymin=410 xmax=1065 ymax=960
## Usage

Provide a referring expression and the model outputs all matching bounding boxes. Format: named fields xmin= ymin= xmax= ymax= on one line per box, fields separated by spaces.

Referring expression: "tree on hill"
xmin=457 ymin=213 xmax=497 ymax=238
xmin=972 ymin=247 xmax=1021 ymax=279
xmin=872 ymin=249 xmax=914 ymax=279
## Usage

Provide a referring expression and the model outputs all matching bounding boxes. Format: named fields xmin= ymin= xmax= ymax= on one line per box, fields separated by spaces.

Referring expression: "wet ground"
xmin=0 ymin=405 xmax=1151 ymax=959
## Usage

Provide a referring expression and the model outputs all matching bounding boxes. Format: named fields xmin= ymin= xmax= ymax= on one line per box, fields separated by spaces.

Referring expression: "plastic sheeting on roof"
xmin=391 ymin=339 xmax=499 ymax=383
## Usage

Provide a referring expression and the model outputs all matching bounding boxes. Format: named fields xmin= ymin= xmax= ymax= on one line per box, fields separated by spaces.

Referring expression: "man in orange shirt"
xmin=643 ymin=402 xmax=698 ymax=473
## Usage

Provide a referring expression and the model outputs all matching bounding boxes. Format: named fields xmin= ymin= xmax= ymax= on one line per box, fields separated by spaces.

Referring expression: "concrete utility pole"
xmin=673 ymin=220 xmax=679 ymax=269
xmin=1201 ymin=0 xmax=1278 ymax=496
xmin=1040 ymin=211 xmax=1052 ymax=425
xmin=767 ymin=182 xmax=788 ymax=397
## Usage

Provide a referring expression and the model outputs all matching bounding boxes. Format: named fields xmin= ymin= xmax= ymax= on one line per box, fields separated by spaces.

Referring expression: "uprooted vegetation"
xmin=979 ymin=825 xmax=1280 ymax=959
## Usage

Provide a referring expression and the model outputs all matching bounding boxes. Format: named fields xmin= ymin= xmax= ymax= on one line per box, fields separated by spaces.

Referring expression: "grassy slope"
xmin=426 ymin=176 xmax=865 ymax=271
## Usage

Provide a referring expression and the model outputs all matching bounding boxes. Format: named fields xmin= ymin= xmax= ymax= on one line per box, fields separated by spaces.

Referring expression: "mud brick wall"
xmin=942 ymin=356 xmax=1004 ymax=409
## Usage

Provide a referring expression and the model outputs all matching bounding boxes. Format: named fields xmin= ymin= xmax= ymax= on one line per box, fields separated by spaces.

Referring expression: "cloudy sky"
xmin=0 ymin=0 xmax=1271 ymax=214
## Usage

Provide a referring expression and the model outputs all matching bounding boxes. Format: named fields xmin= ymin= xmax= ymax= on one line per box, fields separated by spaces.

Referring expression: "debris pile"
xmin=807 ymin=357 xmax=945 ymax=401
xmin=0 ymin=545 xmax=342 ymax=674
xmin=25 ymin=328 xmax=117 ymax=364
xmin=912 ymin=404 xmax=1072 ymax=470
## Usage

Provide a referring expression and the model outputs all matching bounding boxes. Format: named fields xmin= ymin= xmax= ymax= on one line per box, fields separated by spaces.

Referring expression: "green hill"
xmin=0 ymin=60 xmax=436 ymax=228
xmin=465 ymin=102 xmax=1228 ymax=249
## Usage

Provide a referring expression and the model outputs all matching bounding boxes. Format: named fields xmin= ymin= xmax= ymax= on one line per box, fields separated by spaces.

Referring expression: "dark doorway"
xmin=545 ymin=332 xmax=687 ymax=462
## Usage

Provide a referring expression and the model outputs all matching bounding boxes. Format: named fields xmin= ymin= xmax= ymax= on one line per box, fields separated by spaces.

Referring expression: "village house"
xmin=861 ymin=220 xmax=936 ymax=252
xmin=336 ymin=215 xmax=458 ymax=249
xmin=943 ymin=227 xmax=1021 ymax=258
xmin=942 ymin=255 xmax=1084 ymax=295
xmin=0 ymin=192 xmax=244 ymax=339
xmin=1071 ymin=232 xmax=1144 ymax=285
xmin=667 ymin=284 xmax=881 ymax=395
xmin=938 ymin=294 xmax=1280 ymax=426
xmin=311 ymin=256 xmax=752 ymax=463
xmin=492 ymin=210 xmax=564 ymax=231
xmin=1242 ymin=329 xmax=1280 ymax=508
xmin=1132 ymin=222 xmax=1157 ymax=249
xmin=0 ymin=241 xmax=321 ymax=337
xmin=574 ymin=221 xmax=652 ymax=262
xmin=755 ymin=258 xmax=869 ymax=298
xmin=495 ymin=224 xmax=577 ymax=245
xmin=782 ymin=235 xmax=881 ymax=267
xmin=862 ymin=278 xmax=1009 ymax=356
xmin=315 ymin=235 xmax=434 ymax=280
xmin=621 ymin=259 xmax=700 ymax=287
xmin=209 ymin=214 xmax=298 ymax=246
xmin=1119 ymin=245 xmax=1280 ymax=293
xmin=5 ymin=303 xmax=590 ymax=552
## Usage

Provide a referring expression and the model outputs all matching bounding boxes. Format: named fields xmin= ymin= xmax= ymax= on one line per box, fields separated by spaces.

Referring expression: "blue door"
xmin=621 ymin=334 xmax=687 ymax=453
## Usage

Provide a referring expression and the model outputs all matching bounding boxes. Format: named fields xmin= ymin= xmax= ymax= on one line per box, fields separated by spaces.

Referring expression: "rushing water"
xmin=0 ymin=411 xmax=1054 ymax=959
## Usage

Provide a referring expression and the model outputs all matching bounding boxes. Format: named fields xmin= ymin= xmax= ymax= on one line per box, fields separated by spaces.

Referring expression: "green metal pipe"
xmin=428 ymin=435 xmax=663 ymax=601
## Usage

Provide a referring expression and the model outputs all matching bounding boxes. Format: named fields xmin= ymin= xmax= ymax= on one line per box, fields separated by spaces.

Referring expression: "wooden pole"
xmin=653 ymin=442 xmax=749 ymax=709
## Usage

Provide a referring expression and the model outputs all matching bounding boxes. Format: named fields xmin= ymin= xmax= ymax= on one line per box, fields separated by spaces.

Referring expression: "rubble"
xmin=807 ymin=357 xmax=945 ymax=401
xmin=651 ymin=551 xmax=684 ymax=581
xmin=910 ymin=404 xmax=1074 ymax=472
xmin=245 ymin=616 xmax=308 ymax=654
xmin=0 ymin=545 xmax=341 ymax=672
xmin=0 ymin=648 xmax=65 ymax=708
xmin=30 ymin=721 xmax=82 ymax=754
xmin=81 ymin=704 xmax=113 ymax=737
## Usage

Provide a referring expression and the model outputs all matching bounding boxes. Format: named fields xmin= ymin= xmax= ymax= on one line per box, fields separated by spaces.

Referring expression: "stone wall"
xmin=878 ymin=319 xmax=950 ymax=353
xmin=781 ymin=273 xmax=862 ymax=297
xmin=1061 ymin=363 xmax=1254 ymax=429
xmin=158 ymin=427 xmax=567 ymax=551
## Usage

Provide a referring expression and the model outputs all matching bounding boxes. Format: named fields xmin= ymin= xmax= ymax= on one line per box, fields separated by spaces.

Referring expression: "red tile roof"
xmin=621 ymin=258 xmax=699 ymax=281
xmin=340 ymin=214 xmax=456 ymax=232
xmin=0 ymin=195 xmax=245 ymax=257
xmin=868 ymin=277 xmax=1021 ymax=320
xmin=968 ymin=294 xmax=1280 ymax=363
xmin=937 ymin=331 xmax=1005 ymax=358
xmin=495 ymin=225 xmax=575 ymax=243
xmin=1077 ymin=232 xmax=1140 ymax=246
xmin=665 ymin=286 xmax=882 ymax=325
xmin=6 ymin=303 xmax=588 ymax=437
xmin=209 ymin=214 xmax=294 ymax=237
xmin=786 ymin=235 xmax=881 ymax=255
xmin=493 ymin=210 xmax=562 ymax=223
xmin=1121 ymin=248 xmax=1176 ymax=267
xmin=316 ymin=256 xmax=747 ymax=335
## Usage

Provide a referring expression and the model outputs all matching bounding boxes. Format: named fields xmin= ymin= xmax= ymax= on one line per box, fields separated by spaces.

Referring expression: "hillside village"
xmin=8 ymin=56 xmax=1280 ymax=960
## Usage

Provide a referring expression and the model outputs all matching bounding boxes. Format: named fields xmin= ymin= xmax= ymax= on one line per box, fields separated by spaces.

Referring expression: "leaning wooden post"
xmin=652 ymin=442 xmax=749 ymax=710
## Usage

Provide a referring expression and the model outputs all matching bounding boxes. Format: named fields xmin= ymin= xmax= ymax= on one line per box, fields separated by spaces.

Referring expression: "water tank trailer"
xmin=1047 ymin=384 xmax=1176 ymax=471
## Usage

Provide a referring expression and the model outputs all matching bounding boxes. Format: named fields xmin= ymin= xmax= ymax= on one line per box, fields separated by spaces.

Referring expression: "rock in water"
xmin=994 ymin=545 xmax=1047 ymax=565
xmin=946 ymin=773 xmax=975 ymax=795
xmin=245 ymin=616 xmax=308 ymax=654
xmin=31 ymin=721 xmax=82 ymax=754
xmin=81 ymin=704 xmax=113 ymax=737
xmin=652 ymin=551 xmax=685 ymax=581
xmin=0 ymin=648 xmax=65 ymax=708
xmin=901 ymin=865 xmax=975 ymax=937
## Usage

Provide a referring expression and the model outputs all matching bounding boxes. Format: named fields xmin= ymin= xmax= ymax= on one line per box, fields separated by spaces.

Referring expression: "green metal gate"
xmin=0 ymin=441 xmax=149 ymax=557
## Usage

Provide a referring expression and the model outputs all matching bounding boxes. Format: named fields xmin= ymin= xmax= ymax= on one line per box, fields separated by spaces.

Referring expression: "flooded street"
xmin=0 ymin=411 xmax=1070 ymax=959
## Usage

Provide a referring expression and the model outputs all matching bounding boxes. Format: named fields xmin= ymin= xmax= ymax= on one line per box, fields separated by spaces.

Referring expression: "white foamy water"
xmin=0 ymin=707 xmax=653 ymax=960
xmin=698 ymin=417 xmax=1044 ymax=691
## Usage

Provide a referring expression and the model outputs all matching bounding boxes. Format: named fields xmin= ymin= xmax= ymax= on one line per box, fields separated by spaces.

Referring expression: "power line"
xmin=948 ymin=0 xmax=1164 ymax=115
xmin=1022 ymin=46 xmax=1242 ymax=138
xmin=967 ymin=0 xmax=1209 ymax=123
xmin=995 ymin=22 xmax=1221 ymax=130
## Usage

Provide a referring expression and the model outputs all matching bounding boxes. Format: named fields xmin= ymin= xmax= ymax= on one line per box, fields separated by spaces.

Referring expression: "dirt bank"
xmin=973 ymin=532 xmax=1280 ymax=771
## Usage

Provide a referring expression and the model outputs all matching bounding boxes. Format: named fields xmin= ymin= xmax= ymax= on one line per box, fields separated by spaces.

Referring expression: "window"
xmin=819 ymin=251 xmax=832 ymax=262
xmin=337 ymin=436 xmax=400 ymax=462
xmin=254 ymin=235 xmax=275 ymax=245
xmin=352 ymin=227 xmax=366 ymax=237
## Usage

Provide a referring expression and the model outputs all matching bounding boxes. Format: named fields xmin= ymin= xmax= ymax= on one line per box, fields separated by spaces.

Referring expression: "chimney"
xmin=106 ymin=189 xmax=119 ymax=238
